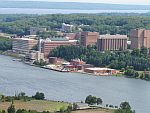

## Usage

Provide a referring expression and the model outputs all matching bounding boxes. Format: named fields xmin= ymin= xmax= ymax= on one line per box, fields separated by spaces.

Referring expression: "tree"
xmin=32 ymin=92 xmax=45 ymax=100
xmin=0 ymin=37 xmax=12 ymax=51
xmin=32 ymin=44 xmax=38 ymax=51
xmin=7 ymin=103 xmax=15 ymax=113
xmin=85 ymin=95 xmax=102 ymax=105
xmin=72 ymin=103 xmax=78 ymax=111
xmin=33 ymin=59 xmax=47 ymax=66
xmin=140 ymin=46 xmax=148 ymax=57
xmin=59 ymin=106 xmax=65 ymax=113
xmin=97 ymin=98 xmax=103 ymax=105
xmin=66 ymin=105 xmax=72 ymax=113
xmin=115 ymin=102 xmax=135 ymax=113
xmin=2 ymin=110 xmax=6 ymax=113
xmin=50 ymin=45 xmax=150 ymax=71
xmin=120 ymin=102 xmax=131 ymax=110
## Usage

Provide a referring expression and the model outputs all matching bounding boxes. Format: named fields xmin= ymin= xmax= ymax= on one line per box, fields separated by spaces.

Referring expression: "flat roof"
xmin=42 ymin=38 xmax=77 ymax=42
xmin=85 ymin=67 xmax=116 ymax=71
xmin=99 ymin=34 xmax=128 ymax=39
xmin=13 ymin=38 xmax=37 ymax=41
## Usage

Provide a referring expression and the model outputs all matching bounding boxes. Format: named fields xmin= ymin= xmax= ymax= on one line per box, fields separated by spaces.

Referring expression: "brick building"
xmin=97 ymin=34 xmax=127 ymax=51
xmin=80 ymin=32 xmax=99 ymax=46
xmin=41 ymin=37 xmax=77 ymax=58
xmin=12 ymin=38 xmax=38 ymax=54
xmin=130 ymin=29 xmax=150 ymax=49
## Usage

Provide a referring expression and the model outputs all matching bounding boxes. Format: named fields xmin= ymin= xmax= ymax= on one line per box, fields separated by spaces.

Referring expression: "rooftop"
xmin=41 ymin=37 xmax=77 ymax=42
xmin=13 ymin=38 xmax=37 ymax=41
xmin=85 ymin=67 xmax=116 ymax=71
xmin=99 ymin=34 xmax=128 ymax=39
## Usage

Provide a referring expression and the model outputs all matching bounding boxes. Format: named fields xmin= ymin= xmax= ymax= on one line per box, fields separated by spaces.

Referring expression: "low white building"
xmin=25 ymin=51 xmax=44 ymax=62
xmin=84 ymin=67 xmax=119 ymax=76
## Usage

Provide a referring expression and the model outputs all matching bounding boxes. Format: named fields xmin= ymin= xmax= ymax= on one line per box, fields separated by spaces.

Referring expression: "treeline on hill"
xmin=0 ymin=37 xmax=12 ymax=51
xmin=1 ymin=14 xmax=150 ymax=35
xmin=0 ymin=92 xmax=45 ymax=102
xmin=50 ymin=45 xmax=150 ymax=71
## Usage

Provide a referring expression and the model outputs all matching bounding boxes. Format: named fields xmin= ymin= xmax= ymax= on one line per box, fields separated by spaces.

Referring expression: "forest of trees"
xmin=1 ymin=14 xmax=150 ymax=35
xmin=50 ymin=45 xmax=150 ymax=71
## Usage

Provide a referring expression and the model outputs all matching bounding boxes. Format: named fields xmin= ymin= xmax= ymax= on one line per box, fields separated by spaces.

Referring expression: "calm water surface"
xmin=0 ymin=8 xmax=150 ymax=14
xmin=0 ymin=55 xmax=150 ymax=113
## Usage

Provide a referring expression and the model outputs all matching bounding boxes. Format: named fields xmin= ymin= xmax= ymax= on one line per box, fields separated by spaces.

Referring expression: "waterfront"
xmin=0 ymin=55 xmax=150 ymax=113
xmin=0 ymin=8 xmax=150 ymax=14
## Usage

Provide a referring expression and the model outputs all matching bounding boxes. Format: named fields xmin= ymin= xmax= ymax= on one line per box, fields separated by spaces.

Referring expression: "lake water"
xmin=0 ymin=55 xmax=150 ymax=113
xmin=0 ymin=8 xmax=150 ymax=14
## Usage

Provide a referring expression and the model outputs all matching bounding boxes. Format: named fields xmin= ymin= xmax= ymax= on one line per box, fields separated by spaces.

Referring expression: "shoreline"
xmin=1 ymin=51 xmax=147 ymax=81
xmin=0 ymin=51 xmax=124 ymax=77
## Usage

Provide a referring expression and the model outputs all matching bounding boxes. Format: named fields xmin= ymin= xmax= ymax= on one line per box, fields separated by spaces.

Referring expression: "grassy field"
xmin=72 ymin=108 xmax=113 ymax=113
xmin=0 ymin=100 xmax=69 ymax=112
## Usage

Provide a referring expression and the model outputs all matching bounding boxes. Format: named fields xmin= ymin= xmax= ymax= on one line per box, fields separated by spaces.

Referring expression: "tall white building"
xmin=62 ymin=23 xmax=74 ymax=33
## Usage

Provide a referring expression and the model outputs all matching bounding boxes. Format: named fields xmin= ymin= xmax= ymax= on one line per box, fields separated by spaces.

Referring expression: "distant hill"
xmin=1 ymin=1 xmax=150 ymax=10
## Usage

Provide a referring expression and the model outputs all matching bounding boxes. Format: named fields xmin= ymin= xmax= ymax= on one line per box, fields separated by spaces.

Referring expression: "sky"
xmin=5 ymin=0 xmax=150 ymax=5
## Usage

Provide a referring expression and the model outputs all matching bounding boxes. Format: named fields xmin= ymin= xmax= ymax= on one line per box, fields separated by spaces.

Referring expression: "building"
xmin=25 ymin=51 xmax=44 ymax=62
xmin=64 ymin=33 xmax=81 ymax=40
xmin=97 ymin=34 xmax=127 ymax=51
xmin=84 ymin=67 xmax=119 ymax=76
xmin=75 ymin=103 xmax=89 ymax=110
xmin=30 ymin=27 xmax=47 ymax=35
xmin=12 ymin=38 xmax=38 ymax=54
xmin=41 ymin=37 xmax=77 ymax=58
xmin=70 ymin=59 xmax=86 ymax=66
xmin=130 ymin=29 xmax=150 ymax=49
xmin=80 ymin=32 xmax=99 ymax=46
xmin=62 ymin=23 xmax=74 ymax=33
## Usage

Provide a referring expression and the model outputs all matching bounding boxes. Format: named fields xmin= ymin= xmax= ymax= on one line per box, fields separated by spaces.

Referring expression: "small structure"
xmin=84 ymin=67 xmax=119 ymax=76
xmin=49 ymin=57 xmax=65 ymax=65
xmin=76 ymin=102 xmax=89 ymax=110
xmin=25 ymin=51 xmax=44 ymax=62
xmin=70 ymin=59 xmax=86 ymax=66
xmin=49 ymin=57 xmax=58 ymax=64
xmin=82 ymin=64 xmax=94 ymax=70
xmin=64 ymin=65 xmax=76 ymax=71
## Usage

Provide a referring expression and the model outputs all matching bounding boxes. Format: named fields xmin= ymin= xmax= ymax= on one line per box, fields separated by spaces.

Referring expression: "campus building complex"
xmin=80 ymin=32 xmax=99 ymax=46
xmin=97 ymin=34 xmax=127 ymax=51
xmin=130 ymin=29 xmax=150 ymax=49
